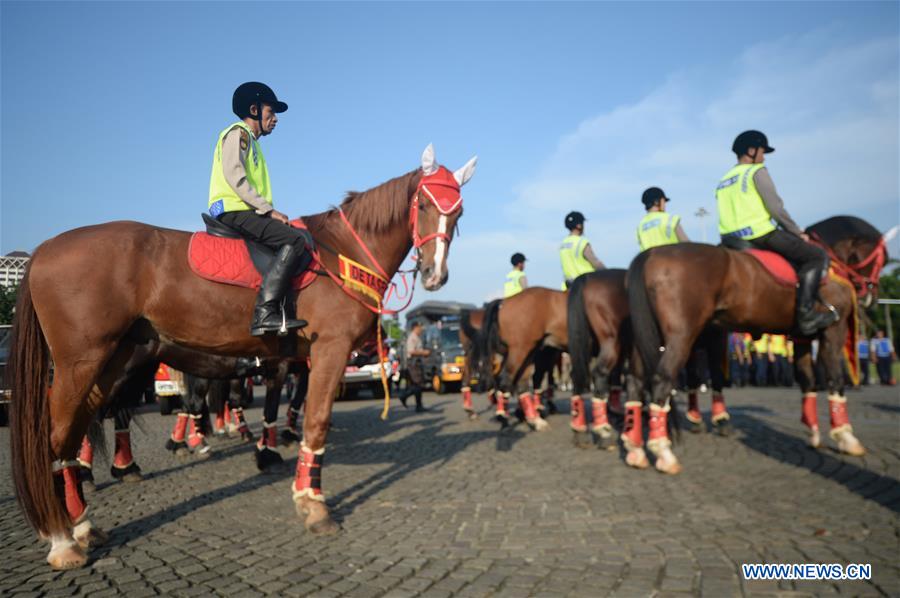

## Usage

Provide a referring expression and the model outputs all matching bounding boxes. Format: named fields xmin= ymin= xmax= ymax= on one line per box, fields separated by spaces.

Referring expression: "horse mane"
xmin=806 ymin=216 xmax=882 ymax=246
xmin=305 ymin=169 xmax=421 ymax=234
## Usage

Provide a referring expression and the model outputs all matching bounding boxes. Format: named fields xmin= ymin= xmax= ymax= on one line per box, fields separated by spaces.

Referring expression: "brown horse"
xmin=565 ymin=269 xmax=631 ymax=449
xmin=626 ymin=216 xmax=887 ymax=474
xmin=9 ymin=145 xmax=476 ymax=569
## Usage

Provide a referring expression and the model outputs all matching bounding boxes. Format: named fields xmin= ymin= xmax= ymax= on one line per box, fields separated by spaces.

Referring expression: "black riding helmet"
xmin=233 ymin=82 xmax=288 ymax=121
xmin=732 ymin=130 xmax=774 ymax=157
xmin=641 ymin=187 xmax=669 ymax=209
xmin=511 ymin=253 xmax=526 ymax=266
xmin=564 ymin=211 xmax=586 ymax=231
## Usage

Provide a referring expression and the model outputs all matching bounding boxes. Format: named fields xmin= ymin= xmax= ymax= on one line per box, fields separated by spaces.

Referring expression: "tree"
xmin=867 ymin=262 xmax=899 ymax=352
xmin=0 ymin=285 xmax=17 ymax=325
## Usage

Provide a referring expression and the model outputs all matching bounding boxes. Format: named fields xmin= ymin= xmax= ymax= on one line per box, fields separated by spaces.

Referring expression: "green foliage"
xmin=867 ymin=263 xmax=899 ymax=352
xmin=0 ymin=285 xmax=17 ymax=325
xmin=383 ymin=316 xmax=404 ymax=342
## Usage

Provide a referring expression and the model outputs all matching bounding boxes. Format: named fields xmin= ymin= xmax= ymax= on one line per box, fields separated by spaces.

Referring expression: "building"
xmin=0 ymin=251 xmax=29 ymax=289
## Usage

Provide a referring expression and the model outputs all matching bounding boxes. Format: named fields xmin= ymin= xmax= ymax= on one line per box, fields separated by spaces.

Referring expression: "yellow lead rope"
xmin=376 ymin=304 xmax=392 ymax=420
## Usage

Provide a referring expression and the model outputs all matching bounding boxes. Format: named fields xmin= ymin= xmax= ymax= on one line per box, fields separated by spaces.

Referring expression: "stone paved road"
xmin=1 ymin=386 xmax=898 ymax=597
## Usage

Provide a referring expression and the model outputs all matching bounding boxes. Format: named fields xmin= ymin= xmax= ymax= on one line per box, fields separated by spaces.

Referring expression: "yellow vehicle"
xmin=404 ymin=301 xmax=476 ymax=394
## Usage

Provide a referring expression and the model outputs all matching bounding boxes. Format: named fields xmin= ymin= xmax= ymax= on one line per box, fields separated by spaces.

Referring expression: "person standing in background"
xmin=857 ymin=331 xmax=871 ymax=387
xmin=872 ymin=330 xmax=896 ymax=386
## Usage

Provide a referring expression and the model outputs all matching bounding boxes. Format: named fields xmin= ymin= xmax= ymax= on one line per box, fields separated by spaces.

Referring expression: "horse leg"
xmin=256 ymin=362 xmax=287 ymax=472
xmin=293 ymin=339 xmax=352 ymax=535
xmin=184 ymin=376 xmax=211 ymax=459
xmin=684 ymin=348 xmax=706 ymax=434
xmin=282 ymin=362 xmax=308 ymax=446
xmin=647 ymin=336 xmax=692 ymax=475
xmin=622 ymin=355 xmax=649 ymax=469
xmin=589 ymin=339 xmax=618 ymax=451
xmin=705 ymin=328 xmax=732 ymax=437
xmin=793 ymin=340 xmax=821 ymax=449
xmin=77 ymin=435 xmax=95 ymax=490
xmin=229 ymin=379 xmax=254 ymax=442
xmin=110 ymin=408 xmax=142 ymax=482
xmin=513 ymin=348 xmax=548 ymax=431
xmin=820 ymin=326 xmax=866 ymax=456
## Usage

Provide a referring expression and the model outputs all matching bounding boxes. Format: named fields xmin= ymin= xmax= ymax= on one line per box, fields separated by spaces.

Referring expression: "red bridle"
xmin=409 ymin=166 xmax=463 ymax=252
xmin=811 ymin=233 xmax=887 ymax=298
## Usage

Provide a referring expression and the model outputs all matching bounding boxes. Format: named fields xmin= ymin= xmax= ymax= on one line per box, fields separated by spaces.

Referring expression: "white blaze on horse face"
xmin=421 ymin=143 xmax=438 ymax=176
xmin=453 ymin=156 xmax=478 ymax=186
xmin=428 ymin=215 xmax=449 ymax=288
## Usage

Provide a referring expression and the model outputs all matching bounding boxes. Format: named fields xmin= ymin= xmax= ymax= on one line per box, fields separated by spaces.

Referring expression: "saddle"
xmin=188 ymin=214 xmax=317 ymax=290
xmin=720 ymin=236 xmax=797 ymax=286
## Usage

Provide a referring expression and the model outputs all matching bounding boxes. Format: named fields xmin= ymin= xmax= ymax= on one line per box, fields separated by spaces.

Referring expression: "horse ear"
xmin=453 ymin=156 xmax=478 ymax=187
xmin=883 ymin=225 xmax=899 ymax=244
xmin=421 ymin=143 xmax=438 ymax=176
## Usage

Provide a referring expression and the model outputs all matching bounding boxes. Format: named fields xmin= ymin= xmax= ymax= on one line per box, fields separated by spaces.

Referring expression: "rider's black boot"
xmin=796 ymin=266 xmax=839 ymax=336
xmin=250 ymin=245 xmax=308 ymax=337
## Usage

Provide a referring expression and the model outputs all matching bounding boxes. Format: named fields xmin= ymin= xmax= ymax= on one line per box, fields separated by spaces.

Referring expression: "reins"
xmin=809 ymin=232 xmax=886 ymax=298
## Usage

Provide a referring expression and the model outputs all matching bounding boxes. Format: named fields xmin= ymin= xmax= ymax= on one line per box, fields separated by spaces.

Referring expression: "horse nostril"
xmin=422 ymin=267 xmax=434 ymax=280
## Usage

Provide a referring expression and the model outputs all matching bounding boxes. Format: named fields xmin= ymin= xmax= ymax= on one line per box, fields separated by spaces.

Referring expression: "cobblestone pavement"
xmin=1 ymin=385 xmax=898 ymax=597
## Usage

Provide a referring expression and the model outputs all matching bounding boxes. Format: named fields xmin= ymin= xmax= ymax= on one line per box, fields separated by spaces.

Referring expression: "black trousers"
xmin=748 ymin=229 xmax=828 ymax=275
xmin=219 ymin=211 xmax=311 ymax=254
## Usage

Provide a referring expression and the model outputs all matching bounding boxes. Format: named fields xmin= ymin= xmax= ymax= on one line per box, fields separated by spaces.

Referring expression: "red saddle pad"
xmin=188 ymin=221 xmax=316 ymax=290
xmin=745 ymin=249 xmax=797 ymax=286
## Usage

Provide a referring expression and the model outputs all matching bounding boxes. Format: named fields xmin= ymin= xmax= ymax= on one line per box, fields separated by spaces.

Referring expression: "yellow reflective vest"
xmin=208 ymin=121 xmax=272 ymax=216
xmin=503 ymin=269 xmax=525 ymax=298
xmin=637 ymin=212 xmax=680 ymax=251
xmin=716 ymin=163 xmax=776 ymax=240
xmin=559 ymin=234 xmax=595 ymax=285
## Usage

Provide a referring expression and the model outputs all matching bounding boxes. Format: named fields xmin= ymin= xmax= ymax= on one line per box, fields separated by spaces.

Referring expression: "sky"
xmin=2 ymin=1 xmax=898 ymax=312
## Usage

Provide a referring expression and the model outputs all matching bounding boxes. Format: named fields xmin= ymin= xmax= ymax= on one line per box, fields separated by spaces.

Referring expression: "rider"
xmin=503 ymin=253 xmax=528 ymax=298
xmin=559 ymin=211 xmax=605 ymax=289
xmin=716 ymin=130 xmax=836 ymax=336
xmin=208 ymin=82 xmax=309 ymax=336
xmin=637 ymin=187 xmax=689 ymax=250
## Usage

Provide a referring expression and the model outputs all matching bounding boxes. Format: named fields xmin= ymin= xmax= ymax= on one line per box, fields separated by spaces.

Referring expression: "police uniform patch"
xmin=239 ymin=129 xmax=249 ymax=151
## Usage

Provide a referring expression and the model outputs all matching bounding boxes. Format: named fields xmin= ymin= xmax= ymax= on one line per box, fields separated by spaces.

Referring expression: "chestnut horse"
xmin=626 ymin=215 xmax=887 ymax=474
xmin=9 ymin=145 xmax=476 ymax=569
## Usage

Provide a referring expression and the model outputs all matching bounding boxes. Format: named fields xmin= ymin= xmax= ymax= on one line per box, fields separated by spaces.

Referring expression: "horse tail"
xmin=627 ymin=251 xmax=663 ymax=393
xmin=460 ymin=309 xmax=482 ymax=383
xmin=9 ymin=273 xmax=69 ymax=534
xmin=567 ymin=274 xmax=596 ymax=396
xmin=477 ymin=299 xmax=503 ymax=386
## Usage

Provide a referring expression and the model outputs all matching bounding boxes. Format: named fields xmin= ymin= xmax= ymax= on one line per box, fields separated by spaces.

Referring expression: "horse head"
xmin=412 ymin=144 xmax=477 ymax=290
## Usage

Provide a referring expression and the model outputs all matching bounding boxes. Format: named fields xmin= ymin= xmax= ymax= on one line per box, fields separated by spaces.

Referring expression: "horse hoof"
xmin=240 ymin=431 xmax=255 ymax=443
xmin=687 ymin=419 xmax=706 ymax=434
xmin=592 ymin=430 xmax=618 ymax=452
xmin=165 ymin=439 xmax=188 ymax=454
xmin=111 ymin=463 xmax=143 ymax=483
xmin=528 ymin=417 xmax=549 ymax=432
xmin=653 ymin=449 xmax=682 ymax=475
xmin=47 ymin=542 xmax=88 ymax=570
xmin=255 ymin=447 xmax=285 ymax=472
xmin=280 ymin=429 xmax=301 ymax=447
xmin=213 ymin=429 xmax=226 ymax=438
xmin=572 ymin=430 xmax=591 ymax=449
xmin=833 ymin=430 xmax=866 ymax=456
xmin=73 ymin=521 xmax=108 ymax=549
xmin=466 ymin=410 xmax=479 ymax=421
xmin=513 ymin=407 xmax=526 ymax=423
xmin=625 ymin=448 xmax=650 ymax=469
xmin=807 ymin=428 xmax=822 ymax=450
xmin=713 ymin=419 xmax=733 ymax=437
xmin=295 ymin=497 xmax=340 ymax=535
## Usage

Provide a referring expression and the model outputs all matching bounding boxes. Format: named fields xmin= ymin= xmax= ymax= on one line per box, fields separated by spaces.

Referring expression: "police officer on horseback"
xmin=716 ymin=130 xmax=836 ymax=336
xmin=503 ymin=253 xmax=528 ymax=298
xmin=637 ymin=187 xmax=689 ymax=250
xmin=560 ymin=211 xmax=605 ymax=289
xmin=208 ymin=82 xmax=309 ymax=336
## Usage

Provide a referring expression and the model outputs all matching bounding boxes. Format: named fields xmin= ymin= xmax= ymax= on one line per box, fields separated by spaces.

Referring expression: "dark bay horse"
xmin=626 ymin=216 xmax=887 ymax=474
xmin=9 ymin=145 xmax=476 ymax=569
xmin=565 ymin=269 xmax=631 ymax=449
xmin=459 ymin=302 xmax=504 ymax=418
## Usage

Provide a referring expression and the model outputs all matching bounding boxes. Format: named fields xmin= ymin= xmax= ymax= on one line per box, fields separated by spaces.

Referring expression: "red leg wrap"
xmin=591 ymin=398 xmax=609 ymax=428
xmin=489 ymin=390 xmax=498 ymax=406
xmin=215 ymin=413 xmax=225 ymax=432
xmin=233 ymin=408 xmax=249 ymax=433
xmin=188 ymin=416 xmax=205 ymax=449
xmin=78 ymin=436 xmax=94 ymax=468
xmin=687 ymin=391 xmax=701 ymax=423
xmin=829 ymin=397 xmax=850 ymax=430
xmin=648 ymin=406 xmax=668 ymax=442
xmin=113 ymin=430 xmax=134 ymax=468
xmin=622 ymin=402 xmax=643 ymax=448
xmin=570 ymin=395 xmax=587 ymax=432
xmin=801 ymin=393 xmax=819 ymax=430
xmin=54 ymin=465 xmax=86 ymax=523
xmin=171 ymin=413 xmax=189 ymax=442
xmin=711 ymin=393 xmax=728 ymax=420
xmin=293 ymin=445 xmax=324 ymax=500
xmin=462 ymin=386 xmax=473 ymax=411
xmin=223 ymin=402 xmax=231 ymax=424
xmin=259 ymin=423 xmax=278 ymax=449
xmin=608 ymin=387 xmax=623 ymax=413
xmin=520 ymin=393 xmax=539 ymax=421
xmin=496 ymin=393 xmax=509 ymax=417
